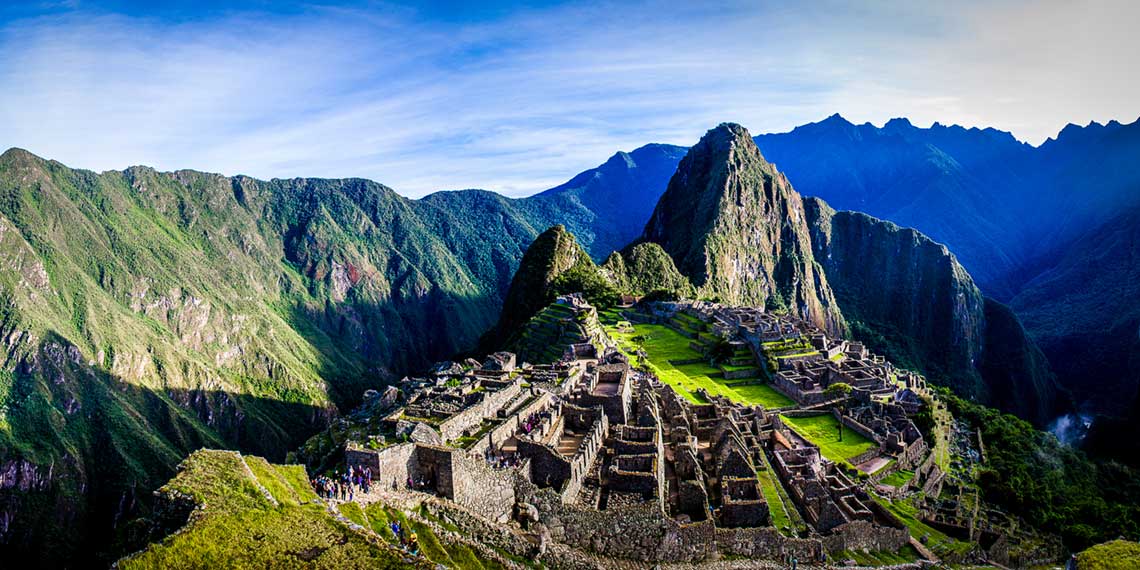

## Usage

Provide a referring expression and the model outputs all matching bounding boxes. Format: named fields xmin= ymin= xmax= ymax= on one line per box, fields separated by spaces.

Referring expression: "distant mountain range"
xmin=0 ymin=112 xmax=1135 ymax=564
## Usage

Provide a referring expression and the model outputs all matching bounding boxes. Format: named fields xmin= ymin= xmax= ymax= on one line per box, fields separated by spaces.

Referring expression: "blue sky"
xmin=1 ymin=1 xmax=1136 ymax=197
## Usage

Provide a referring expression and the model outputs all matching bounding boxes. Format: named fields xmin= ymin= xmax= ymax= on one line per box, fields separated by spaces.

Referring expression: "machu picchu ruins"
xmin=308 ymin=293 xmax=1050 ymax=568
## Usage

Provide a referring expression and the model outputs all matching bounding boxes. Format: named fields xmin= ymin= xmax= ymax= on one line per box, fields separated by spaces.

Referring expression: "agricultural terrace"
xmin=779 ymin=413 xmax=874 ymax=466
xmin=603 ymin=319 xmax=793 ymax=408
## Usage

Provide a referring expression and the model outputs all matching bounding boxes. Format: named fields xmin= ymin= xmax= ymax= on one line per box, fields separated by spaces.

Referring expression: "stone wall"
xmin=466 ymin=390 xmax=553 ymax=458
xmin=345 ymin=442 xmax=416 ymax=490
xmin=847 ymin=447 xmax=881 ymax=467
xmin=447 ymin=446 xmax=516 ymax=522
xmin=821 ymin=519 xmax=909 ymax=554
xmin=834 ymin=408 xmax=881 ymax=443
xmin=723 ymin=368 xmax=760 ymax=380
xmin=438 ymin=377 xmax=523 ymax=441
xmin=517 ymin=476 xmax=854 ymax=564
xmin=715 ymin=527 xmax=822 ymax=561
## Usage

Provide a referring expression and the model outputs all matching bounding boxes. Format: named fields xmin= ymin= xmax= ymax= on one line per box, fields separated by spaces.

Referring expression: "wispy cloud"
xmin=0 ymin=0 xmax=1136 ymax=197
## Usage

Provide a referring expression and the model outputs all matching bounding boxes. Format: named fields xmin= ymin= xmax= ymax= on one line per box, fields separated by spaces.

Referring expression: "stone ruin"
xmin=340 ymin=295 xmax=966 ymax=564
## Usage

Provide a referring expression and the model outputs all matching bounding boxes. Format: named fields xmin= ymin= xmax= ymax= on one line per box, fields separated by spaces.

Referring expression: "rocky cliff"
xmin=640 ymin=123 xmax=846 ymax=335
xmin=804 ymin=198 xmax=1058 ymax=422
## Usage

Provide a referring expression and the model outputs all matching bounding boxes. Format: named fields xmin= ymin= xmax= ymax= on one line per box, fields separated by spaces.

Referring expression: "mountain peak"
xmin=0 ymin=147 xmax=43 ymax=166
xmin=700 ymin=122 xmax=755 ymax=148
xmin=641 ymin=124 xmax=846 ymax=333
xmin=883 ymin=117 xmax=914 ymax=130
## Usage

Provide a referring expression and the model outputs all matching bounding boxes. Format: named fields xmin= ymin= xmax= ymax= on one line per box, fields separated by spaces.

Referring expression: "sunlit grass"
xmin=779 ymin=413 xmax=874 ymax=464
xmin=606 ymin=321 xmax=792 ymax=407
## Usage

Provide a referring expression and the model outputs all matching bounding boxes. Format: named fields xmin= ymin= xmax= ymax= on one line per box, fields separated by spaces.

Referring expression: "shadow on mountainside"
xmin=0 ymin=332 xmax=338 ymax=568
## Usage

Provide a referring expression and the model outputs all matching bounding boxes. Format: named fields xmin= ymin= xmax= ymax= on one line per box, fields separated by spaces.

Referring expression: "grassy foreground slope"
xmin=119 ymin=450 xmax=417 ymax=569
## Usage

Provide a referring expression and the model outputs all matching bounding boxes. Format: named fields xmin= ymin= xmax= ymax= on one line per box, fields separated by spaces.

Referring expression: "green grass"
xmin=607 ymin=322 xmax=794 ymax=407
xmin=779 ymin=414 xmax=874 ymax=465
xmin=872 ymin=495 xmax=973 ymax=558
xmin=753 ymin=450 xmax=809 ymax=536
xmin=119 ymin=450 xmax=412 ymax=569
xmin=244 ymin=455 xmax=299 ymax=506
xmin=879 ymin=469 xmax=914 ymax=488
xmin=338 ymin=501 xmax=368 ymax=526
xmin=1077 ymin=540 xmax=1140 ymax=569
xmin=408 ymin=519 xmax=451 ymax=564
xmin=719 ymin=362 xmax=759 ymax=372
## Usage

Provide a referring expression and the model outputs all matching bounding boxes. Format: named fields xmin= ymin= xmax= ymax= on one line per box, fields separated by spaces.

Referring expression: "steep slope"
xmin=601 ymin=242 xmax=694 ymax=298
xmin=0 ymin=149 xmax=525 ymax=564
xmin=116 ymin=450 xmax=419 ymax=569
xmin=754 ymin=115 xmax=1140 ymax=301
xmin=484 ymin=225 xmax=616 ymax=346
xmin=754 ymin=114 xmax=1033 ymax=296
xmin=804 ymin=198 xmax=1058 ymax=422
xmin=1011 ymin=205 xmax=1140 ymax=417
xmin=641 ymin=123 xmax=846 ymax=334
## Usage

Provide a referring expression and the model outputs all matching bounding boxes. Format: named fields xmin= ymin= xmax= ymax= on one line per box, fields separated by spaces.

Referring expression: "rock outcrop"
xmin=640 ymin=123 xmax=846 ymax=335
xmin=804 ymin=198 xmax=1059 ymax=423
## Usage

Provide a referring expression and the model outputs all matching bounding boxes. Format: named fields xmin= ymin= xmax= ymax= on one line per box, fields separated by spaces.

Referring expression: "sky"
xmin=0 ymin=0 xmax=1137 ymax=198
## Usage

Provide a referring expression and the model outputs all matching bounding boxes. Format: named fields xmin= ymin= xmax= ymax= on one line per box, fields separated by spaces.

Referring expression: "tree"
xmin=825 ymin=382 xmax=852 ymax=396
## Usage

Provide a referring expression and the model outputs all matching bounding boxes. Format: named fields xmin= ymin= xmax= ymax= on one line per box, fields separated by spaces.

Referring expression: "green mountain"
xmin=601 ymin=242 xmax=693 ymax=298
xmin=421 ymin=142 xmax=687 ymax=264
xmin=805 ymin=199 xmax=1058 ymax=422
xmin=0 ymin=121 xmax=1075 ymax=563
xmin=636 ymin=125 xmax=1059 ymax=424
xmin=640 ymin=123 xmax=847 ymax=334
xmin=0 ymin=148 xmax=539 ymax=564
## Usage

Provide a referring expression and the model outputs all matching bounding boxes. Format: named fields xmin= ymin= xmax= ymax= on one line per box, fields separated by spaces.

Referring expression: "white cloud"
xmin=0 ymin=0 xmax=1136 ymax=197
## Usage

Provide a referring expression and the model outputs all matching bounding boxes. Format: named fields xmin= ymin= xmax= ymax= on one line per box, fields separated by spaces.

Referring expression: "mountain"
xmin=601 ymin=241 xmax=693 ymax=298
xmin=1011 ymin=205 xmax=1140 ymax=417
xmin=753 ymin=114 xmax=1033 ymax=297
xmin=637 ymin=124 xmax=1058 ymax=423
xmin=422 ymin=143 xmax=687 ymax=264
xmin=640 ymin=123 xmax=847 ymax=334
xmin=524 ymin=143 xmax=688 ymax=259
xmin=483 ymin=224 xmax=607 ymax=342
xmin=0 ymin=148 xmax=549 ymax=564
xmin=755 ymin=115 xmax=1140 ymax=422
xmin=803 ymin=198 xmax=1058 ymax=420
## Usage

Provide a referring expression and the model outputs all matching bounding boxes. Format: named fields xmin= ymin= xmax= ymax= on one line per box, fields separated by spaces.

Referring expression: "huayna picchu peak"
xmin=641 ymin=123 xmax=847 ymax=335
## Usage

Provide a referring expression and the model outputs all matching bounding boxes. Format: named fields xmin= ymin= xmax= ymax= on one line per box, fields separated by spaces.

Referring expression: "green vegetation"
xmin=1076 ymin=540 xmax=1140 ymax=569
xmin=872 ymin=495 xmax=973 ymax=559
xmin=754 ymin=458 xmax=808 ymax=536
xmin=779 ymin=413 xmax=874 ymax=465
xmin=118 ymin=450 xmax=414 ymax=569
xmin=601 ymin=241 xmax=694 ymax=297
xmin=338 ymin=502 xmax=368 ymax=527
xmin=0 ymin=149 xmax=540 ymax=565
xmin=606 ymin=321 xmax=792 ymax=408
xmin=879 ymin=469 xmax=914 ymax=488
xmin=943 ymin=389 xmax=1140 ymax=551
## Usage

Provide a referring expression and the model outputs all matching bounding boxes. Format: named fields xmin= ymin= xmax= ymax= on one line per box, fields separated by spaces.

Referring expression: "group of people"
xmin=387 ymin=520 xmax=419 ymax=556
xmin=484 ymin=450 xmax=521 ymax=470
xmin=312 ymin=465 xmax=375 ymax=502
xmin=406 ymin=475 xmax=433 ymax=492
xmin=518 ymin=408 xmax=553 ymax=436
